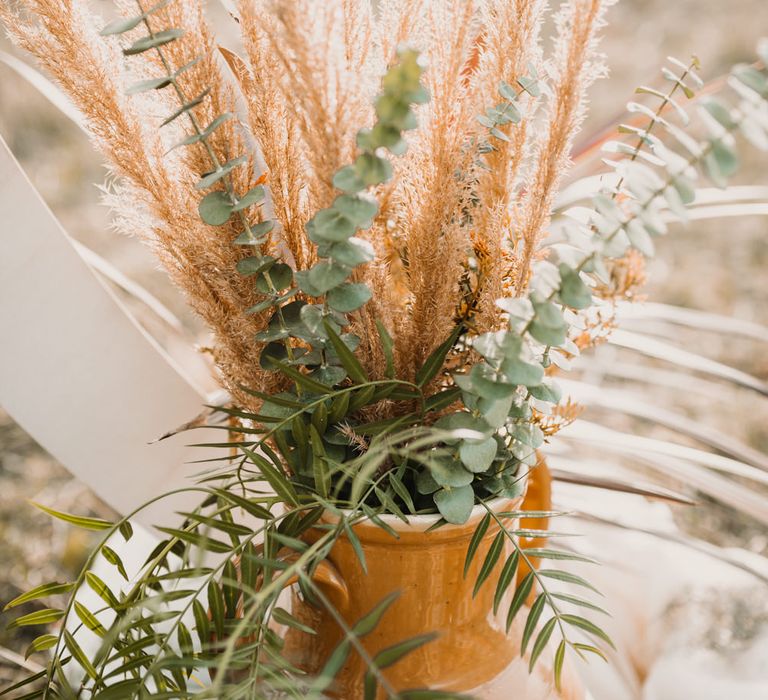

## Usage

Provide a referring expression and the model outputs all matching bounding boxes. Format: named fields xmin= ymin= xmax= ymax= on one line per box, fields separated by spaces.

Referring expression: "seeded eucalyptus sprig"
xmin=101 ymin=0 xmax=303 ymax=369
xmin=258 ymin=49 xmax=429 ymax=385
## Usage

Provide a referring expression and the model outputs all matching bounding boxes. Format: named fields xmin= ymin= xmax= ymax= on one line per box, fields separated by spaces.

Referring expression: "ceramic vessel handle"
xmin=277 ymin=550 xmax=350 ymax=611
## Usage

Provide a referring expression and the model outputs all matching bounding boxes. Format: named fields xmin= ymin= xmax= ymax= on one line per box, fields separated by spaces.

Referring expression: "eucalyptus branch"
xmin=129 ymin=0 xmax=297 ymax=363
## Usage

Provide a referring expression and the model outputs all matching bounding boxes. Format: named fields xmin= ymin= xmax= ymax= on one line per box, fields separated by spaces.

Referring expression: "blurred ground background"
xmin=1 ymin=0 xmax=767 ymax=690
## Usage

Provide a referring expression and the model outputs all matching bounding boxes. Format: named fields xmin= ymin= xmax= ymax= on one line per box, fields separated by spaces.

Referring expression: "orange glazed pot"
xmin=282 ymin=492 xmax=583 ymax=699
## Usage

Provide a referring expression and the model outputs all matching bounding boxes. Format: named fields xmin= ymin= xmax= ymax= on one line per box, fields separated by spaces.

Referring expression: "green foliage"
xmin=11 ymin=7 xmax=768 ymax=697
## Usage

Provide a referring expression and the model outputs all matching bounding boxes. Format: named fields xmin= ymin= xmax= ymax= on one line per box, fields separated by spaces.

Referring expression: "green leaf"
xmin=625 ymin=220 xmax=655 ymax=256
xmin=459 ymin=437 xmax=498 ymax=474
xmin=560 ymin=614 xmax=615 ymax=648
xmin=333 ymin=165 xmax=366 ymax=193
xmin=4 ymin=582 xmax=74 ymax=611
xmin=30 ymin=501 xmax=112 ymax=531
xmin=430 ymin=456 xmax=474 ymax=488
xmin=323 ymin=320 xmax=369 ymax=384
xmin=272 ymin=607 xmax=316 ymax=635
xmin=552 ymin=593 xmax=610 ymax=616
xmin=558 ymin=264 xmax=592 ymax=309
xmin=326 ymin=238 xmax=375 ymax=266
xmin=198 ymin=190 xmax=233 ymax=226
xmin=355 ymin=153 xmax=393 ymax=186
xmin=161 ymin=88 xmax=210 ymax=126
xmin=434 ymin=485 xmax=475 ymax=524
xmin=235 ymin=219 xmax=274 ymax=245
xmin=364 ymin=674 xmax=379 ymax=700
xmin=522 ymin=549 xmax=598 ymax=564
xmin=208 ymin=580 xmax=225 ymax=640
xmin=214 ymin=492 xmax=273 ymax=522
xmin=554 ymin=639 xmax=566 ymax=692
xmin=125 ymin=75 xmax=172 ymax=95
xmin=373 ymin=633 xmax=437 ymax=669
xmin=240 ymin=445 xmax=300 ymax=506
xmin=74 ymin=601 xmax=106 ymax=636
xmin=119 ymin=520 xmax=133 ymax=541
xmin=417 ymin=325 xmax=461 ymax=387
xmin=389 ymin=471 xmax=416 ymax=514
xmin=327 ymin=283 xmax=372 ymax=312
xmin=24 ymin=634 xmax=58 ymax=659
xmin=521 ymin=592 xmax=546 ymax=655
xmin=517 ymin=74 xmax=541 ymax=97
xmin=295 ymin=261 xmax=351 ymax=296
xmin=702 ymin=98 xmax=736 ymax=129
xmin=416 ymin=469 xmax=440 ymax=496
xmin=572 ymin=642 xmax=609 ymax=662
xmin=529 ymin=617 xmax=557 ymax=671
xmin=101 ymin=545 xmax=129 ymax=581
xmin=500 ymin=356 xmax=544 ymax=387
xmin=273 ymin=361 xmax=335 ymax=394
xmin=64 ymin=630 xmax=98 ymax=681
xmin=177 ymin=512 xmax=252 ymax=538
xmin=493 ymin=551 xmax=520 ymax=615
xmin=6 ymin=608 xmax=64 ymax=630
xmin=236 ymin=255 xmax=275 ymax=277
xmin=376 ymin=320 xmax=395 ymax=379
xmin=100 ymin=15 xmax=144 ymax=36
xmin=537 ymin=569 xmax=602 ymax=594
xmin=123 ymin=29 xmax=184 ymax=56
xmin=231 ymin=185 xmax=266 ymax=213
xmin=353 ymin=592 xmax=399 ymax=636
xmin=506 ymin=571 xmax=534 ymax=633
xmin=333 ymin=194 xmax=378 ymax=227
xmin=193 ymin=599 xmax=210 ymax=647
xmin=310 ymin=208 xmax=356 ymax=242
xmin=85 ymin=572 xmax=120 ymax=609
xmin=529 ymin=299 xmax=568 ymax=346
xmin=155 ymin=527 xmax=232 ymax=553
xmin=473 ymin=531 xmax=504 ymax=597
xmin=463 ymin=513 xmax=490 ymax=577
xmin=256 ymin=262 xmax=293 ymax=293
xmin=196 ymin=155 xmax=248 ymax=190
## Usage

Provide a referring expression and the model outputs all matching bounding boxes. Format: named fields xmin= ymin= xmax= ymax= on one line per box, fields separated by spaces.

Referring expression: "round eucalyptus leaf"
xmin=434 ymin=486 xmax=475 ymax=524
xmin=198 ymin=190 xmax=233 ymax=226
xmin=327 ymin=283 xmax=372 ymax=312
xmin=557 ymin=264 xmax=592 ymax=310
xmin=327 ymin=238 xmax=376 ymax=267
xmin=260 ymin=342 xmax=288 ymax=369
xmin=434 ymin=412 xmax=491 ymax=444
xmin=298 ymin=261 xmax=351 ymax=295
xmin=529 ymin=299 xmax=568 ymax=346
xmin=430 ymin=456 xmax=474 ymax=488
xmin=333 ymin=194 xmax=379 ymax=227
xmin=311 ymin=208 xmax=356 ymax=242
xmin=625 ymin=220 xmax=655 ymax=257
xmin=416 ymin=470 xmax=440 ymax=495
xmin=236 ymin=255 xmax=275 ymax=277
xmin=602 ymin=229 xmax=631 ymax=258
xmin=528 ymin=381 xmax=562 ymax=404
xmin=332 ymin=165 xmax=366 ymax=193
xmin=469 ymin=363 xmax=518 ymax=400
xmin=256 ymin=263 xmax=293 ymax=293
xmin=299 ymin=303 xmax=326 ymax=338
xmin=500 ymin=356 xmax=544 ymax=387
xmin=477 ymin=395 xmax=514 ymax=429
xmin=354 ymin=153 xmax=393 ymax=186
xmin=459 ymin=437 xmax=498 ymax=474
xmin=310 ymin=365 xmax=347 ymax=387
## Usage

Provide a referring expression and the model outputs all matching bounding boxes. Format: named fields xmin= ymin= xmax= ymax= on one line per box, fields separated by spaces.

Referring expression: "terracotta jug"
xmin=282 ymin=492 xmax=583 ymax=699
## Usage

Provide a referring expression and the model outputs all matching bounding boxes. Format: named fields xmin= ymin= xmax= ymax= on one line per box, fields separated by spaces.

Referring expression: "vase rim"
xmin=322 ymin=493 xmax=526 ymax=544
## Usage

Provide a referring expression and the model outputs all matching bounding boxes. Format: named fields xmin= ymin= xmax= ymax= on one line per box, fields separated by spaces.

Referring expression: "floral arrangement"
xmin=2 ymin=0 xmax=768 ymax=698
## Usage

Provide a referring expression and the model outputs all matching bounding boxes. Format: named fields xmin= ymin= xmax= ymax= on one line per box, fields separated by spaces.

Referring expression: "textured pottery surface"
xmin=283 ymin=485 xmax=583 ymax=699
